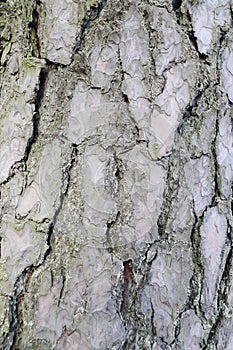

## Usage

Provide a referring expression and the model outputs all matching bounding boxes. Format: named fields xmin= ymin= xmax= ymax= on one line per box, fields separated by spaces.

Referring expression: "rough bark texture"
xmin=0 ymin=0 xmax=233 ymax=349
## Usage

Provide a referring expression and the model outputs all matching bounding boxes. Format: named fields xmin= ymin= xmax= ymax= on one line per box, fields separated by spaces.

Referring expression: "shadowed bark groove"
xmin=23 ymin=66 xmax=48 ymax=163
xmin=74 ymin=0 xmax=108 ymax=54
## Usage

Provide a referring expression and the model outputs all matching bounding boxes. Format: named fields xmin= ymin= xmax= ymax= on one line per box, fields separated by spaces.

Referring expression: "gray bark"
xmin=0 ymin=0 xmax=232 ymax=349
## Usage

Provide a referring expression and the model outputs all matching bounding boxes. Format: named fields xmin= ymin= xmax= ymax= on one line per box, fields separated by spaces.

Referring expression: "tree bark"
xmin=0 ymin=0 xmax=232 ymax=349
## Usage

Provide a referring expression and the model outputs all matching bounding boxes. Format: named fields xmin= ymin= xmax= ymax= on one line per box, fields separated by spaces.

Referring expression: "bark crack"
xmin=117 ymin=45 xmax=150 ymax=146
xmin=0 ymin=66 xmax=48 ymax=187
xmin=177 ymin=86 xmax=208 ymax=136
xmin=58 ymin=267 xmax=66 ymax=307
xmin=211 ymin=110 xmax=221 ymax=201
xmin=2 ymin=146 xmax=77 ymax=349
xmin=24 ymin=66 xmax=48 ymax=163
xmin=28 ymin=0 xmax=41 ymax=57
xmin=202 ymin=223 xmax=233 ymax=349
xmin=118 ymin=239 xmax=162 ymax=349
xmin=120 ymin=260 xmax=134 ymax=314
xmin=172 ymin=32 xmax=230 ymax=343
xmin=157 ymin=150 xmax=180 ymax=238
xmin=172 ymin=0 xmax=182 ymax=11
xmin=73 ymin=0 xmax=107 ymax=54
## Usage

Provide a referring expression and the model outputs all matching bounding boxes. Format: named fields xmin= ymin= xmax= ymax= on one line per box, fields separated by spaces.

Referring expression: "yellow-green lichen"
xmin=13 ymin=222 xmax=25 ymax=232
xmin=87 ymin=0 xmax=99 ymax=6
xmin=152 ymin=142 xmax=159 ymax=158
xmin=23 ymin=54 xmax=46 ymax=69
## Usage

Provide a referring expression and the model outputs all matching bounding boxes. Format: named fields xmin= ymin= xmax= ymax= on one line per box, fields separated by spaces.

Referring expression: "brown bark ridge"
xmin=0 ymin=0 xmax=232 ymax=349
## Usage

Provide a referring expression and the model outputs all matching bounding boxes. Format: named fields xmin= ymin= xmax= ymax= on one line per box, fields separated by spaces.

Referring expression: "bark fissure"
xmin=2 ymin=146 xmax=77 ymax=349
xmin=58 ymin=268 xmax=66 ymax=307
xmin=169 ymin=206 xmax=205 ymax=348
xmin=172 ymin=0 xmax=182 ymax=11
xmin=202 ymin=225 xmax=232 ymax=349
xmin=28 ymin=0 xmax=41 ymax=57
xmin=189 ymin=207 xmax=206 ymax=316
xmin=119 ymin=239 xmax=163 ymax=349
xmin=0 ymin=66 xmax=48 ymax=187
xmin=157 ymin=151 xmax=180 ymax=238
xmin=177 ymin=86 xmax=208 ymax=135
xmin=73 ymin=0 xmax=107 ymax=54
xmin=211 ymin=111 xmax=221 ymax=201
xmin=117 ymin=45 xmax=151 ymax=141
xmin=157 ymin=88 xmax=208 ymax=241
xmin=24 ymin=66 xmax=48 ymax=163
xmin=172 ymin=28 xmax=231 ymax=348
xmin=121 ymin=259 xmax=134 ymax=314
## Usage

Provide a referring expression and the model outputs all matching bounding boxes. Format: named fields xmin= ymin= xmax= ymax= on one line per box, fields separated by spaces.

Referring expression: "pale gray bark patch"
xmin=0 ymin=0 xmax=233 ymax=350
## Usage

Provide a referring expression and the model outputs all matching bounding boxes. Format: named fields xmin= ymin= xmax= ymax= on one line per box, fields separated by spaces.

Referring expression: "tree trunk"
xmin=0 ymin=0 xmax=232 ymax=349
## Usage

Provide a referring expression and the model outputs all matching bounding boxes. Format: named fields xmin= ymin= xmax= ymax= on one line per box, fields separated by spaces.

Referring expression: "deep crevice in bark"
xmin=58 ymin=268 xmax=66 ymax=307
xmin=172 ymin=0 xmax=182 ymax=11
xmin=177 ymin=86 xmax=208 ymax=135
xmin=24 ymin=66 xmax=48 ymax=163
xmin=174 ymin=7 xmax=208 ymax=59
xmin=157 ymin=151 xmax=180 ymax=238
xmin=187 ymin=30 xmax=208 ymax=60
xmin=28 ymin=0 xmax=41 ymax=57
xmin=189 ymin=207 xmax=205 ymax=317
xmin=73 ymin=0 xmax=107 ymax=53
